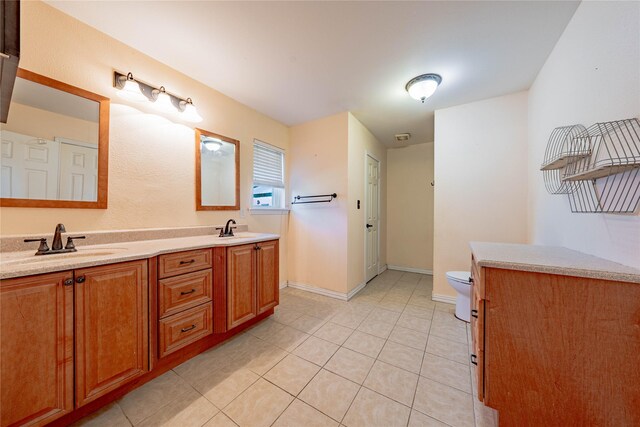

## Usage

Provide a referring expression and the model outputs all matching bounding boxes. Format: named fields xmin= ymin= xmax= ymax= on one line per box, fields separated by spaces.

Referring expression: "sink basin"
xmin=215 ymin=232 xmax=262 ymax=240
xmin=1 ymin=248 xmax=128 ymax=265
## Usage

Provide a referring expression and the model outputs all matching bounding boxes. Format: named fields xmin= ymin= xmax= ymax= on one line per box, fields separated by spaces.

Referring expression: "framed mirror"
xmin=195 ymin=128 xmax=240 ymax=211
xmin=0 ymin=68 xmax=110 ymax=208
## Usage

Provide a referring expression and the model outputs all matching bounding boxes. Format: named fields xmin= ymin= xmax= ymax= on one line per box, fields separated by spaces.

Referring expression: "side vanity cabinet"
xmin=0 ymin=260 xmax=149 ymax=426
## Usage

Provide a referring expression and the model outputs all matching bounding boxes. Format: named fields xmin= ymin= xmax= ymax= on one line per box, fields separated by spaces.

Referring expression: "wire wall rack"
xmin=291 ymin=193 xmax=337 ymax=205
xmin=541 ymin=118 xmax=640 ymax=213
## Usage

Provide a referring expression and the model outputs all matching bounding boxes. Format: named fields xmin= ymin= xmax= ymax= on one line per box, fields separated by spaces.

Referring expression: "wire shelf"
xmin=540 ymin=124 xmax=589 ymax=194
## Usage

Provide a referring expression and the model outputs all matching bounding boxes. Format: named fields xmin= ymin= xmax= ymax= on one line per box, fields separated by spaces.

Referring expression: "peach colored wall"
xmin=3 ymin=103 xmax=99 ymax=144
xmin=433 ymin=91 xmax=528 ymax=298
xmin=0 ymin=2 xmax=290 ymax=282
xmin=387 ymin=142 xmax=434 ymax=272
xmin=347 ymin=113 xmax=387 ymax=292
xmin=288 ymin=113 xmax=349 ymax=293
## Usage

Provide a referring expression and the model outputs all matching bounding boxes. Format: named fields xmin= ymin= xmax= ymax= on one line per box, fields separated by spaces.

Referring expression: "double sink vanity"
xmin=0 ymin=226 xmax=280 ymax=427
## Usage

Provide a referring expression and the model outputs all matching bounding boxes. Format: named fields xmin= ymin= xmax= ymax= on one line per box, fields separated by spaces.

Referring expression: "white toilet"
xmin=446 ymin=271 xmax=472 ymax=322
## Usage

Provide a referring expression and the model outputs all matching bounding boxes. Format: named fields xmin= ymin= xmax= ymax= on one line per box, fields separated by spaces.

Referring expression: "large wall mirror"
xmin=195 ymin=128 xmax=240 ymax=211
xmin=0 ymin=69 xmax=109 ymax=208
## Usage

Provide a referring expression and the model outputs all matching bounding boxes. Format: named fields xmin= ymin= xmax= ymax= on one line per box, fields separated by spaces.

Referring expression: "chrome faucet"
xmin=216 ymin=219 xmax=237 ymax=237
xmin=24 ymin=223 xmax=86 ymax=255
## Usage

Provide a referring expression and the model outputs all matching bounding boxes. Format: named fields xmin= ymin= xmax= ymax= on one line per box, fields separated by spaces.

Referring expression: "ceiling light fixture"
xmin=405 ymin=73 xmax=442 ymax=103
xmin=113 ymin=71 xmax=203 ymax=122
xmin=202 ymin=137 xmax=222 ymax=151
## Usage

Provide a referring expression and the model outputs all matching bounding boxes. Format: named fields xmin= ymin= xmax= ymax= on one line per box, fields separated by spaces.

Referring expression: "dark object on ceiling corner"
xmin=1 ymin=0 xmax=21 ymax=123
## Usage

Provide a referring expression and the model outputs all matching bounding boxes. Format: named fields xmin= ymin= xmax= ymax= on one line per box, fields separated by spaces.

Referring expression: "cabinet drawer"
xmin=159 ymin=269 xmax=212 ymax=318
xmin=159 ymin=304 xmax=213 ymax=358
xmin=159 ymin=249 xmax=212 ymax=279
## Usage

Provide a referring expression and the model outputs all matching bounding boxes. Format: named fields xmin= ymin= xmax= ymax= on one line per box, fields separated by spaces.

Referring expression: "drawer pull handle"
xmin=181 ymin=324 xmax=197 ymax=333
xmin=179 ymin=259 xmax=195 ymax=265
xmin=471 ymin=354 xmax=478 ymax=365
xmin=180 ymin=289 xmax=196 ymax=295
xmin=471 ymin=309 xmax=478 ymax=318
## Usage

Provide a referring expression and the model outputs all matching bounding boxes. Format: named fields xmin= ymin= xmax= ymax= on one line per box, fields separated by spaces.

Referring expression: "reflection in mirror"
xmin=195 ymin=129 xmax=240 ymax=211
xmin=0 ymin=69 xmax=109 ymax=208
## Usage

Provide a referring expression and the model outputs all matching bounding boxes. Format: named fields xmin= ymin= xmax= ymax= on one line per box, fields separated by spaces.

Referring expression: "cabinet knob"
xmin=471 ymin=309 xmax=478 ymax=318
xmin=469 ymin=277 xmax=474 ymax=283
xmin=64 ymin=278 xmax=74 ymax=286
xmin=471 ymin=354 xmax=478 ymax=365
xmin=76 ymin=276 xmax=86 ymax=283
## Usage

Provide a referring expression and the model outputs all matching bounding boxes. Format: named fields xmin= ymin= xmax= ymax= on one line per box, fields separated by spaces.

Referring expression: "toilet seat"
xmin=446 ymin=271 xmax=471 ymax=285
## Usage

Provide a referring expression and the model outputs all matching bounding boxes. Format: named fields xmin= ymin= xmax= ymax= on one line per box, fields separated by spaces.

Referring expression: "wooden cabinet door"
xmin=257 ymin=240 xmax=279 ymax=314
xmin=0 ymin=272 xmax=74 ymax=427
xmin=75 ymin=260 xmax=148 ymax=407
xmin=227 ymin=244 xmax=256 ymax=329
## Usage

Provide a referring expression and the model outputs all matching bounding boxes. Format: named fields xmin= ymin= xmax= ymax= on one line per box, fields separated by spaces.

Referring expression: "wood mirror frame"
xmin=195 ymin=128 xmax=240 ymax=211
xmin=1 ymin=68 xmax=110 ymax=209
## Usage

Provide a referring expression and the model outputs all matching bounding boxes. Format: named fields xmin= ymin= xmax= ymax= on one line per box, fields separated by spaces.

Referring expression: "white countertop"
xmin=0 ymin=232 xmax=279 ymax=280
xmin=470 ymin=242 xmax=640 ymax=284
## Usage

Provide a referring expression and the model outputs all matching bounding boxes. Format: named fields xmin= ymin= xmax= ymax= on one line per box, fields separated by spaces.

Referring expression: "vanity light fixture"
xmin=202 ymin=137 xmax=222 ymax=151
xmin=405 ymin=73 xmax=442 ymax=103
xmin=113 ymin=71 xmax=203 ymax=123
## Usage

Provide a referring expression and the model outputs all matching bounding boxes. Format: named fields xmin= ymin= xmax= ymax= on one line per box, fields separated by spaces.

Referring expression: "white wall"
xmin=528 ymin=1 xmax=640 ymax=269
xmin=387 ymin=143 xmax=434 ymax=272
xmin=434 ymin=91 xmax=529 ymax=298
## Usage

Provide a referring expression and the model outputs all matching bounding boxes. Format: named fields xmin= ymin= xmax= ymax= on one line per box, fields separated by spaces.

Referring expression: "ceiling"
xmin=46 ymin=1 xmax=579 ymax=147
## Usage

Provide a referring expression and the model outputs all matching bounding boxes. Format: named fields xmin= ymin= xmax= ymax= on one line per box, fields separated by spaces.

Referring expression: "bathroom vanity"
xmin=0 ymin=230 xmax=279 ymax=427
xmin=469 ymin=242 xmax=640 ymax=426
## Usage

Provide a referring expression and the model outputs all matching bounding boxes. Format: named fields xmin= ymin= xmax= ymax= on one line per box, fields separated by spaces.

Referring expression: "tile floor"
xmin=76 ymin=270 xmax=498 ymax=427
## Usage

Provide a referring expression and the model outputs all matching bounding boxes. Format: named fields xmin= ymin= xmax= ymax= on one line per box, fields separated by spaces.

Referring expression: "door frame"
xmin=364 ymin=151 xmax=381 ymax=283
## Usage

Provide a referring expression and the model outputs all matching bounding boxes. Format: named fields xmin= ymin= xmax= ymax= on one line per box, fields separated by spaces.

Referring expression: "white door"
xmin=365 ymin=154 xmax=380 ymax=282
xmin=58 ymin=140 xmax=98 ymax=201
xmin=1 ymin=130 xmax=59 ymax=199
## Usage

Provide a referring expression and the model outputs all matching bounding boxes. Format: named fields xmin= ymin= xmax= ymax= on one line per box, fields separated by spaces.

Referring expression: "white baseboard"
xmin=347 ymin=281 xmax=367 ymax=300
xmin=387 ymin=265 xmax=433 ymax=275
xmin=431 ymin=293 xmax=457 ymax=304
xmin=279 ymin=281 xmax=288 ymax=290
xmin=378 ymin=264 xmax=388 ymax=274
xmin=287 ymin=281 xmax=349 ymax=301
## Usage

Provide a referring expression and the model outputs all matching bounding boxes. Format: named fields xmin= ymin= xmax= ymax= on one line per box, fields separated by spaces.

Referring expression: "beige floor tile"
xmin=356 ymin=319 xmax=394 ymax=339
xmin=375 ymin=299 xmax=407 ymax=313
xmin=298 ymin=369 xmax=360 ymax=422
xmin=421 ymin=353 xmax=471 ymax=393
xmin=331 ymin=311 xmax=367 ymax=329
xmin=366 ymin=307 xmax=401 ymax=324
xmin=73 ymin=403 xmax=131 ymax=427
xmin=290 ymin=314 xmax=326 ymax=334
xmin=426 ymin=335 xmax=470 ymax=365
xmin=429 ymin=322 xmax=468 ymax=345
xmin=243 ymin=342 xmax=288 ymax=375
xmin=118 ymin=371 xmax=194 ymax=425
xmin=403 ymin=304 xmax=435 ymax=320
xmin=272 ymin=308 xmax=304 ymax=325
xmin=408 ymin=410 xmax=449 ymax=427
xmin=137 ymin=391 xmax=218 ymax=427
xmin=342 ymin=330 xmax=386 ymax=358
xmin=474 ymin=399 xmax=498 ymax=427
xmin=342 ymin=387 xmax=410 ymax=427
xmin=377 ymin=340 xmax=424 ymax=374
xmin=223 ymin=378 xmax=293 ymax=427
xmin=397 ymin=313 xmax=431 ymax=333
xmin=267 ymin=325 xmax=310 ymax=351
xmin=195 ymin=368 xmax=260 ymax=409
xmin=413 ymin=377 xmax=474 ymax=427
xmin=313 ymin=322 xmax=354 ymax=345
xmin=363 ymin=361 xmax=418 ymax=406
xmin=202 ymin=412 xmax=238 ymax=427
xmin=398 ymin=273 xmax=422 ymax=284
xmin=247 ymin=318 xmax=286 ymax=340
xmin=435 ymin=302 xmax=456 ymax=313
xmin=407 ymin=295 xmax=437 ymax=310
xmin=388 ymin=325 xmax=428 ymax=350
xmin=272 ymin=399 xmax=339 ymax=427
xmin=325 ymin=347 xmax=375 ymax=384
xmin=292 ymin=335 xmax=340 ymax=366
xmin=264 ymin=354 xmax=321 ymax=395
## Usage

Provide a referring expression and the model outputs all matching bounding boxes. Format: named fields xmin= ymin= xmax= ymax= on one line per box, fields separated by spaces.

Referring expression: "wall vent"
xmin=395 ymin=133 xmax=411 ymax=142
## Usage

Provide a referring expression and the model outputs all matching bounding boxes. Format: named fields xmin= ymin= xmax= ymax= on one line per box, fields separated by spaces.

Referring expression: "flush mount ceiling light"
xmin=405 ymin=73 xmax=442 ymax=103
xmin=202 ymin=137 xmax=222 ymax=151
xmin=113 ymin=71 xmax=203 ymax=123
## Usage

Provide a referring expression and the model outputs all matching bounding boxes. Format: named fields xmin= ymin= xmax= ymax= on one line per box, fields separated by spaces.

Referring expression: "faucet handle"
xmin=215 ymin=227 xmax=224 ymax=237
xmin=65 ymin=236 xmax=86 ymax=250
xmin=24 ymin=238 xmax=50 ymax=254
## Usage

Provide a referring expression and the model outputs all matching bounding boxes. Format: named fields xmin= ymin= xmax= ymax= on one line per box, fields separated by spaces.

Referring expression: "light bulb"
xmin=406 ymin=74 xmax=442 ymax=103
xmin=203 ymin=140 xmax=222 ymax=151
xmin=153 ymin=88 xmax=176 ymax=113
xmin=117 ymin=74 xmax=147 ymax=102
xmin=182 ymin=101 xmax=203 ymax=123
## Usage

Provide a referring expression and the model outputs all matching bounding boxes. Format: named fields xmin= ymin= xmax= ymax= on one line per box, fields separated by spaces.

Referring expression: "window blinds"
xmin=253 ymin=140 xmax=284 ymax=188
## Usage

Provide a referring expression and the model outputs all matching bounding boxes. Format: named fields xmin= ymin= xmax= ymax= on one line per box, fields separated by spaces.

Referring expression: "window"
xmin=252 ymin=140 xmax=285 ymax=209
